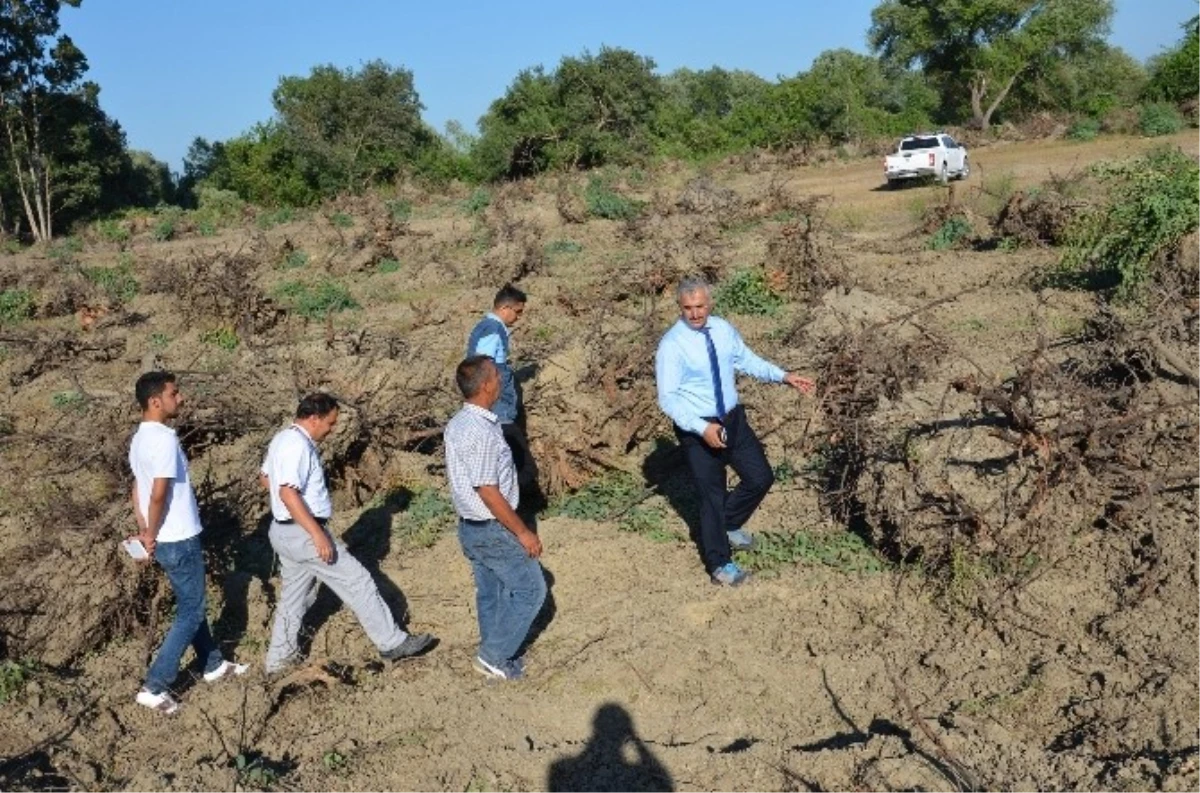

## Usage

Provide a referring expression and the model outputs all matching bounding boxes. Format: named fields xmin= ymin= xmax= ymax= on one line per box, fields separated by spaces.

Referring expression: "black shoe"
xmin=381 ymin=632 xmax=435 ymax=661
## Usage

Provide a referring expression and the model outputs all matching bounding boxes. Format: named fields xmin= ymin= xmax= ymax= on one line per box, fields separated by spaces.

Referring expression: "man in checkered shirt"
xmin=445 ymin=355 xmax=546 ymax=681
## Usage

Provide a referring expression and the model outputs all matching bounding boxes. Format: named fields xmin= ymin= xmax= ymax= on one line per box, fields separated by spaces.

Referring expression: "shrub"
xmin=329 ymin=212 xmax=354 ymax=228
xmin=0 ymin=288 xmax=35 ymax=324
xmin=715 ymin=269 xmax=783 ymax=316
xmin=376 ymin=258 xmax=401 ymax=274
xmin=281 ymin=250 xmax=309 ymax=270
xmin=196 ymin=186 xmax=246 ymax=223
xmin=0 ymin=659 xmax=36 ymax=703
xmin=928 ymin=216 xmax=972 ymax=250
xmin=1053 ymin=146 xmax=1199 ymax=301
xmin=83 ymin=261 xmax=139 ymax=305
xmin=274 ymin=279 xmax=359 ymax=319
xmin=199 ymin=326 xmax=239 ymax=351
xmin=463 ymin=188 xmax=491 ymax=215
xmin=393 ymin=488 xmax=455 ymax=548
xmin=1065 ymin=117 xmax=1101 ymax=141
xmin=95 ymin=219 xmax=130 ymax=245
xmin=48 ymin=236 xmax=84 ymax=264
xmin=546 ymin=239 xmax=583 ymax=255
xmin=584 ymin=178 xmax=641 ymax=220
xmin=152 ymin=207 xmax=183 ymax=242
xmin=1138 ymin=102 xmax=1184 ymax=136
xmin=550 ymin=471 xmax=643 ymax=520
xmin=386 ymin=199 xmax=413 ymax=222
xmin=256 ymin=207 xmax=295 ymax=229
xmin=737 ymin=529 xmax=884 ymax=575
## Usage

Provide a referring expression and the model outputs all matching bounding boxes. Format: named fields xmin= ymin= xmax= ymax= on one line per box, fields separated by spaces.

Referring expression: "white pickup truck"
xmin=883 ymin=132 xmax=970 ymax=187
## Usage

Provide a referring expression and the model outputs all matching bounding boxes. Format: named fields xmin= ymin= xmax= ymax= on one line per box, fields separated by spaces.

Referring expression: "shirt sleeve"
xmin=275 ymin=438 xmax=310 ymax=490
xmin=729 ymin=324 xmax=785 ymax=382
xmin=472 ymin=331 xmax=507 ymax=364
xmin=145 ymin=434 xmax=180 ymax=480
xmin=656 ymin=337 xmax=708 ymax=435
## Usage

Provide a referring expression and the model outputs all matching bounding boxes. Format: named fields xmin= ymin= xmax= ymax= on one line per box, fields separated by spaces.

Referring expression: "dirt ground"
xmin=0 ymin=131 xmax=1196 ymax=791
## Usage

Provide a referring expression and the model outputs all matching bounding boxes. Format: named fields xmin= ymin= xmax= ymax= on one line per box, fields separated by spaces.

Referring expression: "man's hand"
xmin=137 ymin=531 xmax=157 ymax=560
xmin=783 ymin=372 xmax=815 ymax=395
xmin=702 ymin=422 xmax=727 ymax=449
xmin=516 ymin=529 xmax=543 ymax=559
xmin=311 ymin=530 xmax=336 ymax=564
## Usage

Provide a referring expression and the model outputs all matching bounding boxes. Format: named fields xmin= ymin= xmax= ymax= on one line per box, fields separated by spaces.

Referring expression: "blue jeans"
xmin=144 ymin=535 xmax=223 ymax=694
xmin=457 ymin=519 xmax=546 ymax=666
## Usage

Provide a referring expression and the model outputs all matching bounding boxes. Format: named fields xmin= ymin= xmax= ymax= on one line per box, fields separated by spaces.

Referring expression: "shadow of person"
xmin=640 ymin=436 xmax=704 ymax=569
xmin=210 ymin=509 xmax=278 ymax=655
xmin=296 ymin=488 xmax=414 ymax=656
xmin=547 ymin=703 xmax=674 ymax=792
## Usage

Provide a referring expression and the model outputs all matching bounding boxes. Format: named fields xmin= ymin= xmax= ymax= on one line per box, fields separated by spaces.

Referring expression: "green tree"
xmin=1144 ymin=15 xmax=1199 ymax=105
xmin=654 ymin=67 xmax=770 ymax=157
xmin=869 ymin=0 xmax=1115 ymax=129
xmin=1008 ymin=41 xmax=1145 ymax=117
xmin=0 ymin=0 xmax=87 ymax=240
xmin=272 ymin=59 xmax=435 ymax=194
xmin=474 ymin=47 xmax=664 ymax=180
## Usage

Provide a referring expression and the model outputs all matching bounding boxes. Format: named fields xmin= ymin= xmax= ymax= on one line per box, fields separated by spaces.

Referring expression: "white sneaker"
xmin=202 ymin=660 xmax=250 ymax=683
xmin=136 ymin=688 xmax=180 ymax=715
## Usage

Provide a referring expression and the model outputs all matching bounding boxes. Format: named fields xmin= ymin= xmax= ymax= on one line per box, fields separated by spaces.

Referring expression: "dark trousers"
xmin=674 ymin=405 xmax=774 ymax=573
xmin=502 ymin=421 xmax=543 ymax=510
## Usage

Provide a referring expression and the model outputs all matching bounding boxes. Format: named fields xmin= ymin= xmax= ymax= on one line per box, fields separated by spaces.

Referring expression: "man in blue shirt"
xmin=466 ymin=284 xmax=541 ymax=511
xmin=655 ymin=276 xmax=814 ymax=586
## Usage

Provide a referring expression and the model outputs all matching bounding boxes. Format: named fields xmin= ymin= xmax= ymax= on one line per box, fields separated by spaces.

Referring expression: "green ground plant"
xmin=463 ymin=188 xmax=491 ymax=215
xmin=94 ymin=219 xmax=130 ymax=245
xmin=386 ymin=199 xmax=412 ymax=222
xmin=273 ymin=279 xmax=359 ymax=319
xmin=928 ymin=216 xmax=972 ymax=250
xmin=736 ymin=529 xmax=885 ymax=575
xmin=546 ymin=239 xmax=583 ymax=255
xmin=1065 ymin=117 xmax=1101 ymax=141
xmin=393 ymin=488 xmax=455 ymax=548
xmin=584 ymin=177 xmax=641 ymax=220
xmin=0 ymin=659 xmax=36 ymax=703
xmin=376 ymin=258 xmax=401 ymax=274
xmin=329 ymin=212 xmax=354 ymax=228
xmin=83 ymin=260 xmax=139 ymax=304
xmin=0 ymin=288 xmax=35 ymax=325
xmin=281 ymin=250 xmax=309 ymax=270
xmin=715 ymin=269 xmax=783 ymax=316
xmin=199 ymin=326 xmax=240 ymax=351
xmin=550 ymin=471 xmax=644 ymax=521
xmin=256 ymin=207 xmax=295 ymax=229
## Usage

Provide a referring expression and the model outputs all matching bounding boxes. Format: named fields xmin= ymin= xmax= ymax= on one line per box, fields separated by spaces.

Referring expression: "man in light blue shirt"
xmin=655 ymin=276 xmax=814 ymax=586
xmin=466 ymin=284 xmax=542 ymax=511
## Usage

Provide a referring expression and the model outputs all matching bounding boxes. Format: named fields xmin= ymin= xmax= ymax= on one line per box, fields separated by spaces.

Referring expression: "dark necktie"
xmin=700 ymin=326 xmax=726 ymax=418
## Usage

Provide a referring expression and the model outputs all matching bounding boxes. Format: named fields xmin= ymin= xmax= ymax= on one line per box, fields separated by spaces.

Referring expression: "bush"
xmin=274 ymin=279 xmax=359 ymax=319
xmin=584 ymin=178 xmax=641 ymax=220
xmin=329 ymin=212 xmax=354 ymax=228
xmin=463 ymin=188 xmax=491 ymax=215
xmin=256 ymin=207 xmax=295 ymax=229
xmin=1139 ymin=102 xmax=1184 ymax=136
xmin=715 ymin=269 xmax=783 ymax=316
xmin=95 ymin=219 xmax=130 ymax=245
xmin=280 ymin=250 xmax=309 ymax=270
xmin=376 ymin=258 xmax=401 ymax=274
xmin=1065 ymin=117 xmax=1101 ymax=141
xmin=546 ymin=239 xmax=583 ymax=255
xmin=0 ymin=288 xmax=35 ymax=324
xmin=385 ymin=199 xmax=412 ymax=222
xmin=928 ymin=216 xmax=972 ymax=250
xmin=196 ymin=186 xmax=246 ymax=224
xmin=199 ymin=326 xmax=239 ymax=351
xmin=1053 ymin=146 xmax=1199 ymax=301
xmin=83 ymin=260 xmax=139 ymax=305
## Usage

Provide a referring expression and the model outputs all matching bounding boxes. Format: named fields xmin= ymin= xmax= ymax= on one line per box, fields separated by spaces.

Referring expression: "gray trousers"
xmin=265 ymin=520 xmax=405 ymax=672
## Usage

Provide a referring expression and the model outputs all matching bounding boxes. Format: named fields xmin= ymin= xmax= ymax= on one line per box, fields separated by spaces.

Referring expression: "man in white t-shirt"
xmin=259 ymin=392 xmax=434 ymax=674
xmin=128 ymin=371 xmax=247 ymax=715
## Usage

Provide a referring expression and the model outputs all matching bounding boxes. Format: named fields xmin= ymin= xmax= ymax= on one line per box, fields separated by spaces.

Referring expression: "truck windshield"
xmin=900 ymin=137 xmax=939 ymax=151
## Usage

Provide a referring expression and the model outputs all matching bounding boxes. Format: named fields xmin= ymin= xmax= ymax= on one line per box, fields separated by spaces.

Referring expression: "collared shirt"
xmin=468 ymin=312 xmax=510 ymax=364
xmin=466 ymin=312 xmax=518 ymax=423
xmin=444 ymin=403 xmax=518 ymax=521
xmin=129 ymin=421 xmax=203 ymax=542
xmin=260 ymin=424 xmax=332 ymax=521
xmin=655 ymin=315 xmax=785 ymax=435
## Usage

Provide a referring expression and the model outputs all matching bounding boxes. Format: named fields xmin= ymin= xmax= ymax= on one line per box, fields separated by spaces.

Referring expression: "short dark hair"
xmin=456 ymin=355 xmax=495 ymax=398
xmin=493 ymin=283 xmax=527 ymax=308
xmin=135 ymin=370 xmax=176 ymax=410
xmin=296 ymin=392 xmax=339 ymax=420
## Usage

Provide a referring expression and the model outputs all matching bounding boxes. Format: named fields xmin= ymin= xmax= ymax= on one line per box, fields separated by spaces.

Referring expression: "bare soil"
xmin=0 ymin=131 xmax=1196 ymax=792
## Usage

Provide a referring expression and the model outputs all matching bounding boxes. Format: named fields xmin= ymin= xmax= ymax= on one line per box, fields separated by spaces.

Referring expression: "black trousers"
xmin=674 ymin=405 xmax=774 ymax=573
xmin=502 ymin=421 xmax=542 ymax=507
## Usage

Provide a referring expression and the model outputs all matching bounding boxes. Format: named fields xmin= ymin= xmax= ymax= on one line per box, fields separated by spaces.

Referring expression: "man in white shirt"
xmin=260 ymin=392 xmax=434 ymax=674
xmin=129 ymin=371 xmax=247 ymax=715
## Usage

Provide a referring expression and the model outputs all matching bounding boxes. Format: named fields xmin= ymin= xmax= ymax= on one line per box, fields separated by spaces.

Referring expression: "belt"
xmin=460 ymin=517 xmax=496 ymax=526
xmin=276 ymin=516 xmax=329 ymax=526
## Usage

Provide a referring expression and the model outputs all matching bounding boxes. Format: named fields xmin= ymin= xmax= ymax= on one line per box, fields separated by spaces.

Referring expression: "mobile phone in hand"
xmin=122 ymin=538 xmax=149 ymax=560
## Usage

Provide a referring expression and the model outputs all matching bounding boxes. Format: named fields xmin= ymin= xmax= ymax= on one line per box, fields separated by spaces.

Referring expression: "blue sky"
xmin=61 ymin=0 xmax=1197 ymax=171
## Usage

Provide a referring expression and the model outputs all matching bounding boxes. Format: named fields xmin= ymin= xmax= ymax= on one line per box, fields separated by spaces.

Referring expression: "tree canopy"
xmin=869 ymin=0 xmax=1115 ymax=129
